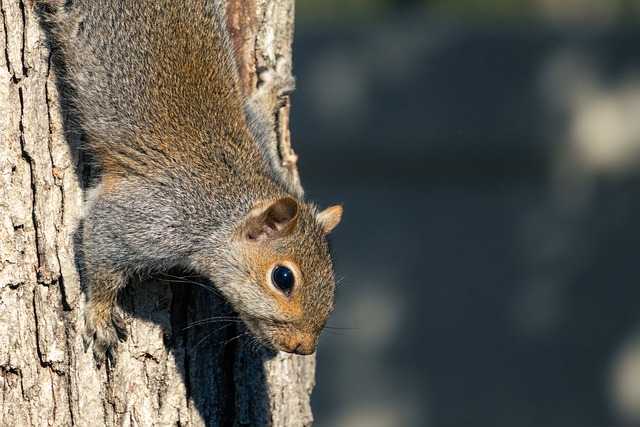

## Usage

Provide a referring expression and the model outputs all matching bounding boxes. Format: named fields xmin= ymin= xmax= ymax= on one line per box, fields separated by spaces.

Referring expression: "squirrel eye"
xmin=271 ymin=265 xmax=295 ymax=295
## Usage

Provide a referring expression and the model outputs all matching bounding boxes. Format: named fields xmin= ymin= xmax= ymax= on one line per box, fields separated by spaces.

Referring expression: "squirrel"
xmin=35 ymin=0 xmax=343 ymax=362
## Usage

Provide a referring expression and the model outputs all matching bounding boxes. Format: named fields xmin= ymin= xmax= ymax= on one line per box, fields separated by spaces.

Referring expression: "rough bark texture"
xmin=0 ymin=0 xmax=315 ymax=425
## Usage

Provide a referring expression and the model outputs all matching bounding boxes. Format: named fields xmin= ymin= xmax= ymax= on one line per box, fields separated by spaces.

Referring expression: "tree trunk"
xmin=0 ymin=0 xmax=315 ymax=425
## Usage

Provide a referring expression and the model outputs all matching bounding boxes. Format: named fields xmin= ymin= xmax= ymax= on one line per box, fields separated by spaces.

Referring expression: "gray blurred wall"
xmin=290 ymin=10 xmax=640 ymax=427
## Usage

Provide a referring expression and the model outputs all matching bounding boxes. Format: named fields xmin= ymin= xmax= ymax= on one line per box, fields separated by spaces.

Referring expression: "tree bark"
xmin=0 ymin=0 xmax=315 ymax=425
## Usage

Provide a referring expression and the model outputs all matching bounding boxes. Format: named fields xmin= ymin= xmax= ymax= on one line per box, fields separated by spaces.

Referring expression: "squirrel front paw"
xmin=255 ymin=56 xmax=296 ymax=114
xmin=83 ymin=303 xmax=128 ymax=365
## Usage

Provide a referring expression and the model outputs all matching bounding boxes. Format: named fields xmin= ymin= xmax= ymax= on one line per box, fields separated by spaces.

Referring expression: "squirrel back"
xmin=37 ymin=0 xmax=342 ymax=361
xmin=44 ymin=0 xmax=262 ymax=176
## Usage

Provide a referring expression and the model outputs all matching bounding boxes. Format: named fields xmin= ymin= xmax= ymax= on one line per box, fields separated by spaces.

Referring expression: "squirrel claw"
xmin=83 ymin=306 xmax=127 ymax=365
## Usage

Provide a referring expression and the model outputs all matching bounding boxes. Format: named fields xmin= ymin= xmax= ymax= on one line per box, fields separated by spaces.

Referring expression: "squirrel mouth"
xmin=274 ymin=327 xmax=318 ymax=355
xmin=243 ymin=319 xmax=319 ymax=355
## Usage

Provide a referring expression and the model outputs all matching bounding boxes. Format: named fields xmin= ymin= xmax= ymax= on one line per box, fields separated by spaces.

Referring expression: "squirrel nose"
xmin=286 ymin=330 xmax=317 ymax=355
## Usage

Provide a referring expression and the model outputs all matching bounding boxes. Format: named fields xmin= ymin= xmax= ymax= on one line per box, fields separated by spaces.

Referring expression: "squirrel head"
xmin=207 ymin=196 xmax=342 ymax=355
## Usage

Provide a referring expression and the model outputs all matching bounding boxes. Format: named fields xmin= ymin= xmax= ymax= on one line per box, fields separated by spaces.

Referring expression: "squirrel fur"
xmin=36 ymin=0 xmax=342 ymax=362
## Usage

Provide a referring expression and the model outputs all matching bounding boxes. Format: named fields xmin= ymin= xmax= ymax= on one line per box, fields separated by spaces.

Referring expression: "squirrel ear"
xmin=245 ymin=197 xmax=299 ymax=242
xmin=317 ymin=205 xmax=342 ymax=234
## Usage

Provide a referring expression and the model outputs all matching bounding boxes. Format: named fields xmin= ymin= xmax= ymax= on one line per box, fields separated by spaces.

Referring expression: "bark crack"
xmin=32 ymin=288 xmax=47 ymax=367
xmin=136 ymin=351 xmax=160 ymax=364
xmin=104 ymin=364 xmax=117 ymax=423
xmin=1 ymin=0 xmax=10 ymax=74
xmin=44 ymin=53 xmax=68 ymax=299
xmin=0 ymin=364 xmax=22 ymax=376
xmin=63 ymin=317 xmax=76 ymax=426
xmin=17 ymin=85 xmax=43 ymax=281
xmin=18 ymin=0 xmax=25 ymax=77
xmin=19 ymin=366 xmax=25 ymax=399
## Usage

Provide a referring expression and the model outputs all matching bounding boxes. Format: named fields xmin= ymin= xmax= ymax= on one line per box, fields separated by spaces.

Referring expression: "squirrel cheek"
xmin=272 ymin=294 xmax=304 ymax=321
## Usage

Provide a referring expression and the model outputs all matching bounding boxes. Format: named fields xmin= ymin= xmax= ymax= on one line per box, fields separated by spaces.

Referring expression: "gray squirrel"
xmin=36 ymin=0 xmax=342 ymax=362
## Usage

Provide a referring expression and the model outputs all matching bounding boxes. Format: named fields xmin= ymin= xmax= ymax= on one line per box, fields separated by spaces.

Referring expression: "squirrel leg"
xmin=252 ymin=56 xmax=296 ymax=117
xmin=82 ymin=262 xmax=128 ymax=364
xmin=81 ymin=184 xmax=131 ymax=364
xmin=245 ymin=56 xmax=302 ymax=196
xmin=245 ymin=56 xmax=295 ymax=141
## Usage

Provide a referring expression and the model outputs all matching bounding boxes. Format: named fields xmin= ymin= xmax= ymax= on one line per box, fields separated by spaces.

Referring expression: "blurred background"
xmin=289 ymin=1 xmax=640 ymax=426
